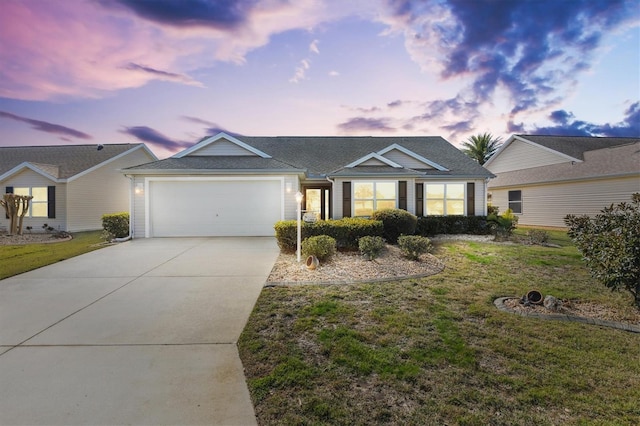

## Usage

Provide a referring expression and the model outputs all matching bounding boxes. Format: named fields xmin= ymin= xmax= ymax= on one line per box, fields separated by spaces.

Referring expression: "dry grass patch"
xmin=239 ymin=231 xmax=640 ymax=425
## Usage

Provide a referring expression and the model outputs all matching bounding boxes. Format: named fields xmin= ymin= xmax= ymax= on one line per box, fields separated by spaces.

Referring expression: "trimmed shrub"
xmin=358 ymin=236 xmax=386 ymax=261
xmin=565 ymin=193 xmax=640 ymax=310
xmin=415 ymin=215 xmax=490 ymax=237
xmin=101 ymin=212 xmax=129 ymax=239
xmin=274 ymin=218 xmax=383 ymax=252
xmin=397 ymin=235 xmax=432 ymax=260
xmin=302 ymin=235 xmax=336 ymax=261
xmin=371 ymin=208 xmax=417 ymax=244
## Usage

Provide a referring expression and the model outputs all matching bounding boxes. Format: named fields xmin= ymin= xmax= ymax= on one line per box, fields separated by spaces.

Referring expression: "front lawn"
xmin=239 ymin=230 xmax=640 ymax=425
xmin=0 ymin=231 xmax=105 ymax=280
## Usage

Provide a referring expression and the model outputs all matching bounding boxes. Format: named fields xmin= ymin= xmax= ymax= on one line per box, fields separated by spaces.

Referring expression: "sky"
xmin=0 ymin=0 xmax=639 ymax=159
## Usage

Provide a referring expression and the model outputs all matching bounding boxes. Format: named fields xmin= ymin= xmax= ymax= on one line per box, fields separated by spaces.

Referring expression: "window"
xmin=425 ymin=183 xmax=465 ymax=215
xmin=508 ymin=190 xmax=522 ymax=214
xmin=353 ymin=181 xmax=396 ymax=216
xmin=13 ymin=187 xmax=48 ymax=217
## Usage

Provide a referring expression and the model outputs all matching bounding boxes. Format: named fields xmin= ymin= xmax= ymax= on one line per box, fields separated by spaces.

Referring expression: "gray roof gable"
xmin=517 ymin=135 xmax=640 ymax=161
xmin=0 ymin=144 xmax=149 ymax=180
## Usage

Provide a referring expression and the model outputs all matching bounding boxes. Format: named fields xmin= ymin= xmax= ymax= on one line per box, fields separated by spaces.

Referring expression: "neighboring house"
xmin=122 ymin=133 xmax=494 ymax=238
xmin=484 ymin=135 xmax=640 ymax=228
xmin=1 ymin=144 xmax=157 ymax=233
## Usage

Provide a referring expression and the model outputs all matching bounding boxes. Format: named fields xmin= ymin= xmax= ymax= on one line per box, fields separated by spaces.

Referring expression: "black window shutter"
xmin=467 ymin=182 xmax=475 ymax=216
xmin=398 ymin=181 xmax=407 ymax=210
xmin=342 ymin=181 xmax=351 ymax=217
xmin=5 ymin=187 xmax=13 ymax=219
xmin=47 ymin=186 xmax=56 ymax=218
xmin=415 ymin=183 xmax=424 ymax=217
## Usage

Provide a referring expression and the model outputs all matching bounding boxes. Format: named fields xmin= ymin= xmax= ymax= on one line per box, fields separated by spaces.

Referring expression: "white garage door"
xmin=149 ymin=179 xmax=282 ymax=237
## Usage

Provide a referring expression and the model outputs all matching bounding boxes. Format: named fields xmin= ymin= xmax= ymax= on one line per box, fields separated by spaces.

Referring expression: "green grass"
xmin=0 ymin=231 xmax=105 ymax=280
xmin=239 ymin=230 xmax=640 ymax=425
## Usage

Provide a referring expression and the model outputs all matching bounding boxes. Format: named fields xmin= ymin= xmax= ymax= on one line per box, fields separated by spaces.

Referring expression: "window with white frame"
xmin=508 ymin=190 xmax=522 ymax=214
xmin=13 ymin=187 xmax=48 ymax=217
xmin=353 ymin=181 xmax=396 ymax=216
xmin=424 ymin=183 xmax=465 ymax=215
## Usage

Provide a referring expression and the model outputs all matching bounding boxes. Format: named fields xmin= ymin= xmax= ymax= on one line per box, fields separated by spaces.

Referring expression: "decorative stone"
xmin=544 ymin=295 xmax=562 ymax=311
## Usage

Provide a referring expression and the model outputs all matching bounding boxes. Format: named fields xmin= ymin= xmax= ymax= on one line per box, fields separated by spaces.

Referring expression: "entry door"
xmin=304 ymin=187 xmax=331 ymax=220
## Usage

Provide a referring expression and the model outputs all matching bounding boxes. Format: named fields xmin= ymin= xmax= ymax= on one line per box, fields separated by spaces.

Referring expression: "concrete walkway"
xmin=0 ymin=237 xmax=280 ymax=425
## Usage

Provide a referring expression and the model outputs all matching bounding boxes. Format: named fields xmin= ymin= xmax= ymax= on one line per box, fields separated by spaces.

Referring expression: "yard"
xmin=238 ymin=229 xmax=640 ymax=425
xmin=0 ymin=231 xmax=105 ymax=280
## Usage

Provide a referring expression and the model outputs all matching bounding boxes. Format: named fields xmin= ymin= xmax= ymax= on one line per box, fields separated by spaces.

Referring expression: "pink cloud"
xmin=0 ymin=0 xmax=366 ymax=101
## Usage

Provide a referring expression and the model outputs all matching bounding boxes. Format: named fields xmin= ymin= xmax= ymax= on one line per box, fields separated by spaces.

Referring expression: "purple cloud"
xmin=107 ymin=0 xmax=254 ymax=29
xmin=337 ymin=117 xmax=396 ymax=133
xmin=383 ymin=0 xmax=638 ymax=129
xmin=180 ymin=116 xmax=243 ymax=138
xmin=0 ymin=110 xmax=92 ymax=140
xmin=125 ymin=63 xmax=203 ymax=86
xmin=511 ymin=102 xmax=640 ymax=137
xmin=121 ymin=126 xmax=190 ymax=150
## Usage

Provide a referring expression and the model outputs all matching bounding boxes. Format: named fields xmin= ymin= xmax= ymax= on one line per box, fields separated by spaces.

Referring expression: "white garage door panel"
xmin=150 ymin=180 xmax=281 ymax=237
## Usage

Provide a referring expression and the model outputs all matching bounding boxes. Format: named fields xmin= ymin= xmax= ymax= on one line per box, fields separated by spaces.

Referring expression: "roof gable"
xmin=174 ymin=133 xmax=271 ymax=158
xmin=345 ymin=153 xmax=402 ymax=168
xmin=0 ymin=144 xmax=154 ymax=182
xmin=376 ymin=144 xmax=448 ymax=171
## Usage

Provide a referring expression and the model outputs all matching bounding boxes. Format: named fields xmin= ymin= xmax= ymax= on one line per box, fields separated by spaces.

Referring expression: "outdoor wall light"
xmin=286 ymin=181 xmax=292 ymax=193
xmin=135 ymin=183 xmax=144 ymax=195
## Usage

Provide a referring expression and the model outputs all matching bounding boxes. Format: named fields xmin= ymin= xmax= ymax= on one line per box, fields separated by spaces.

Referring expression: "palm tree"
xmin=461 ymin=133 xmax=502 ymax=165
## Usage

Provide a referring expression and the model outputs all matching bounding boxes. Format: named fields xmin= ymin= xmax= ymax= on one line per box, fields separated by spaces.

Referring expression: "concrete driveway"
xmin=0 ymin=237 xmax=279 ymax=425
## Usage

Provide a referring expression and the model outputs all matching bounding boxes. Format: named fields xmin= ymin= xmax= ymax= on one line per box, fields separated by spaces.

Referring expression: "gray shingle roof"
xmin=125 ymin=156 xmax=302 ymax=172
xmin=0 ymin=144 xmax=146 ymax=179
xmin=488 ymin=140 xmax=640 ymax=188
xmin=124 ymin=136 xmax=493 ymax=179
xmin=517 ymin=135 xmax=640 ymax=160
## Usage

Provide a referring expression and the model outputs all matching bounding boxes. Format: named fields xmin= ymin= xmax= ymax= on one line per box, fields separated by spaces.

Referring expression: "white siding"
xmin=473 ymin=179 xmax=487 ymax=216
xmin=359 ymin=158 xmax=387 ymax=166
xmin=0 ymin=169 xmax=66 ymax=232
xmin=283 ymin=175 xmax=300 ymax=220
xmin=66 ymin=149 xmax=153 ymax=232
xmin=487 ymin=139 xmax=570 ymax=173
xmin=190 ymin=139 xmax=256 ymax=156
xmin=383 ymin=150 xmax=434 ymax=169
xmin=132 ymin=175 xmax=146 ymax=239
xmin=490 ymin=176 xmax=640 ymax=227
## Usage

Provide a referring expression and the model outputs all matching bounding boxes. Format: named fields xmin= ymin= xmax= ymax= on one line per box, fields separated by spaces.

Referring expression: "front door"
xmin=304 ymin=186 xmax=331 ymax=220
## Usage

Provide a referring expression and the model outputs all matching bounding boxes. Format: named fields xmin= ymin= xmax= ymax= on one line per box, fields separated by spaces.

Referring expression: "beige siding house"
xmin=1 ymin=144 xmax=156 ymax=233
xmin=123 ymin=133 xmax=493 ymax=238
xmin=484 ymin=135 xmax=640 ymax=228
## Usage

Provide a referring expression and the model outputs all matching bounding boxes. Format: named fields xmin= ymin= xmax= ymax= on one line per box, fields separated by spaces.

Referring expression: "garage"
xmin=148 ymin=178 xmax=282 ymax=237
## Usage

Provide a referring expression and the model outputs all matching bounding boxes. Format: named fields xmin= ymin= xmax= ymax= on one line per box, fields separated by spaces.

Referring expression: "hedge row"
xmin=415 ymin=215 xmax=491 ymax=237
xmin=274 ymin=218 xmax=383 ymax=252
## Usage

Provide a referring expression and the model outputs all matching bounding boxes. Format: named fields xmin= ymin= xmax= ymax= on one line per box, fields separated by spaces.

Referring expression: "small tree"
xmin=1 ymin=193 xmax=33 ymax=235
xmin=565 ymin=194 xmax=640 ymax=310
xmin=461 ymin=133 xmax=502 ymax=165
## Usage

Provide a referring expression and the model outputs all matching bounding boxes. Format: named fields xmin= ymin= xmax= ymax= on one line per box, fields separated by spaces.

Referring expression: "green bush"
xmin=371 ymin=208 xmax=417 ymax=244
xmin=274 ymin=218 xmax=383 ymax=252
xmin=101 ymin=212 xmax=129 ymax=239
xmin=415 ymin=215 xmax=490 ymax=236
xmin=358 ymin=236 xmax=386 ymax=260
xmin=302 ymin=235 xmax=336 ymax=261
xmin=565 ymin=193 xmax=640 ymax=310
xmin=397 ymin=235 xmax=432 ymax=260
xmin=487 ymin=209 xmax=518 ymax=240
